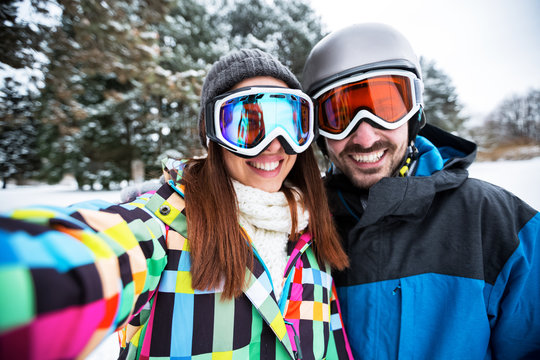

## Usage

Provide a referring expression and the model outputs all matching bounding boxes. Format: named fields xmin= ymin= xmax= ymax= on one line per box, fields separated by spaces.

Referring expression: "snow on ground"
xmin=468 ymin=157 xmax=540 ymax=210
xmin=1 ymin=157 xmax=539 ymax=359
xmin=2 ymin=157 xmax=539 ymax=212
xmin=0 ymin=184 xmax=123 ymax=212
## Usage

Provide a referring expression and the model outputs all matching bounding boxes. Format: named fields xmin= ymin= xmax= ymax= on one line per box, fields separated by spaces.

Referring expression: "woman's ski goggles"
xmin=205 ymin=86 xmax=315 ymax=157
xmin=312 ymin=69 xmax=423 ymax=140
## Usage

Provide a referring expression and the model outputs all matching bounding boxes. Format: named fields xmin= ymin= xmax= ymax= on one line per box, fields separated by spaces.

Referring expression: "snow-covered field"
xmin=1 ymin=157 xmax=539 ymax=359
xmin=0 ymin=184 xmax=123 ymax=211
xmin=2 ymin=157 xmax=539 ymax=212
xmin=467 ymin=157 xmax=540 ymax=210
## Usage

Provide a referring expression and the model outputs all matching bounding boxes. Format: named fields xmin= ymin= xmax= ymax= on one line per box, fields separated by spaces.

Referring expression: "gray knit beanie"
xmin=198 ymin=48 xmax=302 ymax=148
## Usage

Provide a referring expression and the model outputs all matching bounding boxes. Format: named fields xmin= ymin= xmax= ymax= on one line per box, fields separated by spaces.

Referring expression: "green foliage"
xmin=420 ymin=57 xmax=468 ymax=134
xmin=3 ymin=0 xmax=326 ymax=186
xmin=0 ymin=79 xmax=42 ymax=187
xmin=222 ymin=0 xmax=325 ymax=80
xmin=0 ymin=0 xmax=52 ymax=70
xmin=36 ymin=0 xmax=196 ymax=187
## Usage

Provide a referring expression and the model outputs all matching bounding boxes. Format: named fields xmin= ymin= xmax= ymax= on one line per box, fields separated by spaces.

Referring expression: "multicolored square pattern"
xmin=1 ymin=181 xmax=352 ymax=359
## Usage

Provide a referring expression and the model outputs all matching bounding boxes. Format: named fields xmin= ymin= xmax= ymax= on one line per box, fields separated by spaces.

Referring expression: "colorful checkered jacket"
xmin=0 ymin=178 xmax=353 ymax=359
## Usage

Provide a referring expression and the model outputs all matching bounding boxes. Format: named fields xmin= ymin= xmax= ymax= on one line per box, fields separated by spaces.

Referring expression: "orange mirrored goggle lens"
xmin=316 ymin=75 xmax=414 ymax=134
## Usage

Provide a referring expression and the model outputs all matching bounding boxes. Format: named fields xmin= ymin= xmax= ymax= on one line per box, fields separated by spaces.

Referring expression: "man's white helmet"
xmin=302 ymin=23 xmax=426 ymax=145
xmin=303 ymin=23 xmax=423 ymax=95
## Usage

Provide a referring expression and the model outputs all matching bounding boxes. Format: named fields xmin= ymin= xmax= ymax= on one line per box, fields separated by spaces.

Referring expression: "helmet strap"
xmin=395 ymin=142 xmax=419 ymax=177
xmin=407 ymin=109 xmax=422 ymax=143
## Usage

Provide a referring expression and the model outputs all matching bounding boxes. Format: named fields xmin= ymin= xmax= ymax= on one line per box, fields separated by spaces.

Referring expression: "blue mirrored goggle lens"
xmin=219 ymin=93 xmax=311 ymax=149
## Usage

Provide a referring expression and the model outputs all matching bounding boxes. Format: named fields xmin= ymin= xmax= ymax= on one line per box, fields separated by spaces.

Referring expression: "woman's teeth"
xmin=352 ymin=151 xmax=384 ymax=163
xmin=248 ymin=161 xmax=280 ymax=171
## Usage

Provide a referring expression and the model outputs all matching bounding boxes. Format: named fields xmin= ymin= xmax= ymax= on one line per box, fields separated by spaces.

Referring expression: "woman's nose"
xmin=264 ymin=138 xmax=283 ymax=153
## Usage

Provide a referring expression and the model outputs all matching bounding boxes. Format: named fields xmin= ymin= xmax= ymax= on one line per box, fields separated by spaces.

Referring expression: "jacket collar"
xmin=325 ymin=124 xmax=476 ymax=227
xmin=415 ymin=123 xmax=477 ymax=176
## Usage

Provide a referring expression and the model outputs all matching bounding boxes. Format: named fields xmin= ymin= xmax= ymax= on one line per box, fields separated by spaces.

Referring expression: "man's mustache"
xmin=342 ymin=141 xmax=395 ymax=154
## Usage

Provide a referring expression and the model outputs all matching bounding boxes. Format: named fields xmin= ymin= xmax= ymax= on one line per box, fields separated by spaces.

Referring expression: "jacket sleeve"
xmin=488 ymin=212 xmax=540 ymax=358
xmin=325 ymin=280 xmax=354 ymax=359
xmin=0 ymin=197 xmax=168 ymax=359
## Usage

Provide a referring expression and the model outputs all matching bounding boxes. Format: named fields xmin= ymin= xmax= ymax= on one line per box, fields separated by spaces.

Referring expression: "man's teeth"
xmin=351 ymin=151 xmax=384 ymax=163
xmin=249 ymin=161 xmax=280 ymax=171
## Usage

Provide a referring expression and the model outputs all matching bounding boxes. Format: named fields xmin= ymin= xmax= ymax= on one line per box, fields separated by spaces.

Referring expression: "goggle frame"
xmin=312 ymin=69 xmax=424 ymax=140
xmin=205 ymin=86 xmax=315 ymax=158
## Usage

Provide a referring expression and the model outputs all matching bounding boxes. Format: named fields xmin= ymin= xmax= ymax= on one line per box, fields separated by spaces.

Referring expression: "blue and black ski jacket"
xmin=326 ymin=124 xmax=540 ymax=359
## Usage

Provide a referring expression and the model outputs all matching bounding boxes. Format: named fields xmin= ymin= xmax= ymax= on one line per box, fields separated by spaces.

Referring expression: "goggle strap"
xmin=396 ymin=144 xmax=419 ymax=177
xmin=414 ymin=78 xmax=423 ymax=105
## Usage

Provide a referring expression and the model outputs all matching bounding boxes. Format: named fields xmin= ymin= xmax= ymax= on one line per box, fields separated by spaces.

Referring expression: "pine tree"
xmin=0 ymin=0 xmax=51 ymax=70
xmin=0 ymin=0 xmax=56 ymax=186
xmin=420 ymin=57 xmax=468 ymax=134
xmin=0 ymin=78 xmax=41 ymax=187
xmin=144 ymin=0 xmax=226 ymax=164
xmin=38 ymin=0 xmax=179 ymax=188
xmin=15 ymin=0 xmax=327 ymax=186
xmin=221 ymin=0 xmax=325 ymax=80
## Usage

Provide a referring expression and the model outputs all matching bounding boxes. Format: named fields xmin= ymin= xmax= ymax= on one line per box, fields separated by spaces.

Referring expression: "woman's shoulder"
xmin=120 ymin=178 xmax=164 ymax=203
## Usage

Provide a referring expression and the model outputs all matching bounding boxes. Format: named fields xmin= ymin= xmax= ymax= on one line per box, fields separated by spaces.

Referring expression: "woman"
xmin=0 ymin=49 xmax=351 ymax=360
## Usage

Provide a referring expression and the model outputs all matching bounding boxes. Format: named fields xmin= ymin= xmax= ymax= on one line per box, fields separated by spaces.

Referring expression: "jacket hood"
xmin=325 ymin=124 xmax=478 ymax=227
xmin=415 ymin=123 xmax=477 ymax=176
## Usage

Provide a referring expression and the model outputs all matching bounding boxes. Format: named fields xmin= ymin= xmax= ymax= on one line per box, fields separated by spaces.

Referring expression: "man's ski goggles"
xmin=312 ymin=70 xmax=423 ymax=140
xmin=205 ymin=86 xmax=315 ymax=157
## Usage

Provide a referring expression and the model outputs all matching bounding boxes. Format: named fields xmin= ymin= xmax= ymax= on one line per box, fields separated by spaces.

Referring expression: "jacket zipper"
xmin=284 ymin=320 xmax=303 ymax=359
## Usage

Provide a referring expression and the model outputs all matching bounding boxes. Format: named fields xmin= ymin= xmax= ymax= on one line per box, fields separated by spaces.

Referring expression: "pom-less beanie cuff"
xmin=198 ymin=48 xmax=302 ymax=148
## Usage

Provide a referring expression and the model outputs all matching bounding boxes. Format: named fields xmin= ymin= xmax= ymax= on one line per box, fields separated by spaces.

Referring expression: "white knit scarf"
xmin=232 ymin=180 xmax=310 ymax=299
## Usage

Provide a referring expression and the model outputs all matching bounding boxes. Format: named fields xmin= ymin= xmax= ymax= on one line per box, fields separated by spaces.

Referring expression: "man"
xmin=302 ymin=23 xmax=540 ymax=359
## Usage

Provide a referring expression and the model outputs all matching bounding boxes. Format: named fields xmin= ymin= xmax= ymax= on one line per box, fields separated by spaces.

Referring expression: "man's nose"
xmin=349 ymin=121 xmax=380 ymax=147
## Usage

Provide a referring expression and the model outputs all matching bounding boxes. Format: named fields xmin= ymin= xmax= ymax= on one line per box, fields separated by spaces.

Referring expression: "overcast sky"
xmin=309 ymin=0 xmax=540 ymax=123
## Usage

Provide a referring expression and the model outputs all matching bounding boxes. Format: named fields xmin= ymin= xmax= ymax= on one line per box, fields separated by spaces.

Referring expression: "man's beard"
xmin=337 ymin=140 xmax=405 ymax=188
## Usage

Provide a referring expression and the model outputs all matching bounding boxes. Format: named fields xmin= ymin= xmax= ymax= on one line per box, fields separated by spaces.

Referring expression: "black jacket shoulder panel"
xmin=328 ymin=125 xmax=536 ymax=286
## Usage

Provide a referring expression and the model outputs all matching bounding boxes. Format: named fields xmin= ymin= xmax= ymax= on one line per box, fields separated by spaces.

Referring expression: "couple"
xmin=1 ymin=23 xmax=539 ymax=360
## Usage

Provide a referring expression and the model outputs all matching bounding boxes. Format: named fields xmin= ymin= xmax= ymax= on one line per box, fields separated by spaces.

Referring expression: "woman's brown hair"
xmin=182 ymin=140 xmax=349 ymax=299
